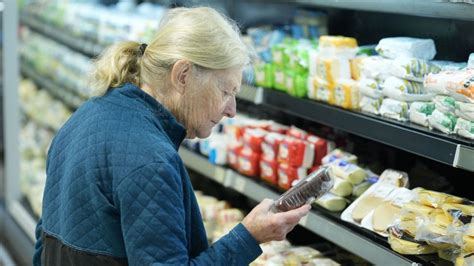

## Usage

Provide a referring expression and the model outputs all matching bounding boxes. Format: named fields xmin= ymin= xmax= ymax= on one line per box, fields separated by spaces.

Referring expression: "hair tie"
xmin=139 ymin=43 xmax=148 ymax=56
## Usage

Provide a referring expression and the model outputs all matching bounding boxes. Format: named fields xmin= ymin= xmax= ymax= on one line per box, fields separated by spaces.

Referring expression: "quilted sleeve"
xmin=114 ymin=162 xmax=262 ymax=266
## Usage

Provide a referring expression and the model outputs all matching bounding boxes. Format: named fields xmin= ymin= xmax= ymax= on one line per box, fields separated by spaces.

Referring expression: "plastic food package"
xmin=433 ymin=95 xmax=457 ymax=115
xmin=390 ymin=57 xmax=441 ymax=82
xmin=432 ymin=60 xmax=467 ymax=71
xmin=455 ymin=253 xmax=474 ymax=266
xmin=330 ymin=159 xmax=367 ymax=185
xmin=261 ymin=132 xmax=285 ymax=161
xmin=455 ymin=118 xmax=474 ymax=140
xmin=379 ymin=169 xmax=409 ymax=188
xmin=360 ymin=56 xmax=392 ymax=80
xmin=330 ymin=176 xmax=353 ymax=197
xmin=243 ymin=128 xmax=267 ymax=153
xmin=409 ymin=102 xmax=436 ymax=127
xmin=254 ymin=63 xmax=273 ymax=88
xmin=314 ymin=57 xmax=352 ymax=85
xmin=286 ymin=125 xmax=308 ymax=140
xmin=273 ymin=65 xmax=287 ymax=91
xmin=350 ymin=56 xmax=365 ymax=80
xmin=273 ymin=166 xmax=334 ymax=212
xmin=334 ymin=79 xmax=360 ymax=110
xmin=424 ymin=69 xmax=474 ymax=96
xmin=428 ymin=109 xmax=458 ymax=134
xmin=382 ymin=76 xmax=433 ymax=102
xmin=321 ymin=149 xmax=358 ymax=165
xmin=352 ymin=180 xmax=374 ymax=197
xmin=306 ymin=135 xmax=329 ymax=166
xmin=360 ymin=96 xmax=383 ymax=115
xmin=380 ymin=98 xmax=410 ymax=121
xmin=277 ymin=163 xmax=309 ymax=191
xmin=415 ymin=188 xmax=466 ymax=209
xmin=375 ymin=37 xmax=436 ymax=60
xmin=278 ymin=137 xmax=315 ymax=168
xmin=358 ymin=78 xmax=383 ymax=98
xmin=387 ymin=226 xmax=437 ymax=255
xmin=307 ymin=76 xmax=336 ymax=104
xmin=259 ymin=158 xmax=279 ymax=185
xmin=318 ymin=35 xmax=358 ymax=59
xmin=455 ymin=101 xmax=474 ymax=121
xmin=286 ymin=71 xmax=308 ymax=98
xmin=315 ymin=193 xmax=347 ymax=212
xmin=237 ymin=146 xmax=261 ymax=177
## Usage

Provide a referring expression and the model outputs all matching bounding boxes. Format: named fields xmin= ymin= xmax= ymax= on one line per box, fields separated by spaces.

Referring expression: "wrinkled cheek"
xmin=183 ymin=90 xmax=221 ymax=131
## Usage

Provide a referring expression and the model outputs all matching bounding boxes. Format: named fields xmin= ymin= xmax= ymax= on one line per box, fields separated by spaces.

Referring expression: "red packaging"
xmin=242 ymin=128 xmax=267 ymax=153
xmin=227 ymin=145 xmax=242 ymax=170
xmin=237 ymin=146 xmax=260 ymax=177
xmin=277 ymin=163 xmax=308 ymax=190
xmin=261 ymin=132 xmax=285 ymax=161
xmin=260 ymin=158 xmax=279 ymax=185
xmin=306 ymin=135 xmax=329 ymax=166
xmin=278 ymin=137 xmax=315 ymax=168
xmin=266 ymin=122 xmax=289 ymax=134
xmin=286 ymin=126 xmax=308 ymax=140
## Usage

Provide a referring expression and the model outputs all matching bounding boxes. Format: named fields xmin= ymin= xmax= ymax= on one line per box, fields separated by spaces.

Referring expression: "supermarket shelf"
xmin=238 ymin=84 xmax=264 ymax=104
xmin=20 ymin=15 xmax=104 ymax=58
xmin=249 ymin=88 xmax=474 ymax=172
xmin=179 ymin=148 xmax=424 ymax=266
xmin=247 ymin=0 xmax=474 ymax=21
xmin=20 ymin=63 xmax=83 ymax=111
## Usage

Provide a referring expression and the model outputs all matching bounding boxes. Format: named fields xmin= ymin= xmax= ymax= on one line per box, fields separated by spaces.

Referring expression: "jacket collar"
xmin=115 ymin=83 xmax=186 ymax=149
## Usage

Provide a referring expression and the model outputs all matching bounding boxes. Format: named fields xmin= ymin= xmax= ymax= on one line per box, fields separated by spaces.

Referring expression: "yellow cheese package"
xmin=318 ymin=35 xmax=358 ymax=59
xmin=314 ymin=57 xmax=352 ymax=85
xmin=307 ymin=76 xmax=335 ymax=104
xmin=330 ymin=159 xmax=367 ymax=185
xmin=388 ymin=226 xmax=437 ymax=255
xmin=315 ymin=193 xmax=348 ymax=212
xmin=334 ymin=79 xmax=360 ymax=110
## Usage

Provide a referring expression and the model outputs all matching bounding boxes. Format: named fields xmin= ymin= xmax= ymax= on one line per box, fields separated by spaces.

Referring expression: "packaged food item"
xmin=416 ymin=188 xmax=467 ymax=208
xmin=334 ymin=79 xmax=360 ymax=110
xmin=237 ymin=146 xmax=261 ymax=177
xmin=330 ymin=159 xmax=367 ymax=184
xmin=286 ymin=126 xmax=308 ymax=140
xmin=375 ymin=37 xmax=436 ymax=60
xmin=330 ymin=176 xmax=353 ymax=197
xmin=307 ymin=76 xmax=336 ymax=104
xmin=273 ymin=166 xmax=334 ymax=212
xmin=388 ymin=226 xmax=437 ymax=255
xmin=352 ymin=180 xmax=374 ymax=197
xmin=380 ymin=98 xmax=409 ymax=121
xmin=243 ymin=128 xmax=267 ymax=153
xmin=432 ymin=60 xmax=467 ymax=71
xmin=286 ymin=71 xmax=308 ymax=98
xmin=455 ymin=253 xmax=474 ymax=266
xmin=321 ymin=149 xmax=358 ymax=165
xmin=254 ymin=63 xmax=273 ymax=88
xmin=315 ymin=193 xmax=347 ymax=212
xmin=260 ymin=158 xmax=279 ymax=185
xmin=265 ymin=122 xmax=289 ymax=134
xmin=379 ymin=169 xmax=409 ymax=188
xmin=469 ymin=53 xmax=474 ymax=68
xmin=382 ymin=76 xmax=433 ymax=102
xmin=433 ymin=95 xmax=457 ymax=115
xmin=358 ymin=78 xmax=383 ymax=98
xmin=277 ymin=163 xmax=309 ymax=191
xmin=360 ymin=56 xmax=392 ymax=80
xmin=306 ymin=135 xmax=329 ymax=166
xmin=390 ymin=57 xmax=441 ymax=82
xmin=455 ymin=101 xmax=474 ymax=121
xmin=261 ymin=132 xmax=285 ymax=161
xmin=428 ymin=109 xmax=458 ymax=134
xmin=318 ymin=35 xmax=358 ymax=59
xmin=409 ymin=102 xmax=435 ymax=127
xmin=314 ymin=57 xmax=352 ymax=85
xmin=271 ymin=43 xmax=290 ymax=66
xmin=350 ymin=56 xmax=365 ymax=80
xmin=273 ymin=65 xmax=287 ymax=91
xmin=360 ymin=96 xmax=383 ymax=115
xmin=278 ymin=137 xmax=315 ymax=168
xmin=424 ymin=69 xmax=474 ymax=96
xmin=227 ymin=145 xmax=242 ymax=170
xmin=455 ymin=118 xmax=474 ymax=140
xmin=351 ymin=195 xmax=385 ymax=223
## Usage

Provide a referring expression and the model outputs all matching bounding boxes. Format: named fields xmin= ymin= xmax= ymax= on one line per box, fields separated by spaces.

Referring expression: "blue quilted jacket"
xmin=33 ymin=83 xmax=262 ymax=265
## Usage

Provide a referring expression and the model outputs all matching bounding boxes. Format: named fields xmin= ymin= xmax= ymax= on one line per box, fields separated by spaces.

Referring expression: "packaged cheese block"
xmin=455 ymin=101 xmax=474 ymax=122
xmin=350 ymin=56 xmax=365 ymax=80
xmin=261 ymin=132 xmax=285 ymax=161
xmin=254 ymin=63 xmax=273 ymax=88
xmin=306 ymin=135 xmax=329 ymax=166
xmin=352 ymin=180 xmax=374 ymax=197
xmin=455 ymin=253 xmax=474 ymax=266
xmin=277 ymin=163 xmax=308 ymax=190
xmin=433 ymin=95 xmax=457 ymax=115
xmin=441 ymin=203 xmax=474 ymax=224
xmin=382 ymin=76 xmax=433 ymax=102
xmin=334 ymin=79 xmax=360 ymax=110
xmin=265 ymin=122 xmax=289 ymax=134
xmin=330 ymin=176 xmax=353 ymax=197
xmin=358 ymin=78 xmax=383 ymax=98
xmin=237 ymin=146 xmax=261 ymax=177
xmin=428 ymin=109 xmax=458 ymax=134
xmin=416 ymin=188 xmax=466 ymax=208
xmin=380 ymin=98 xmax=409 ymax=122
xmin=390 ymin=57 xmax=441 ymax=82
xmin=330 ymin=159 xmax=367 ymax=184
xmin=318 ymin=35 xmax=358 ymax=59
xmin=409 ymin=102 xmax=435 ymax=127
xmin=360 ymin=96 xmax=383 ymax=115
xmin=455 ymin=118 xmax=474 ymax=140
xmin=227 ymin=145 xmax=242 ymax=170
xmin=307 ymin=76 xmax=336 ymax=104
xmin=259 ymin=158 xmax=279 ymax=185
xmin=424 ymin=68 xmax=474 ymax=96
xmin=286 ymin=126 xmax=308 ymax=140
xmin=372 ymin=202 xmax=402 ymax=233
xmin=375 ymin=37 xmax=436 ymax=60
xmin=463 ymin=236 xmax=474 ymax=253
xmin=278 ymin=137 xmax=315 ymax=168
xmin=352 ymin=195 xmax=385 ymax=222
xmin=314 ymin=57 xmax=352 ymax=85
xmin=321 ymin=149 xmax=358 ymax=165
xmin=360 ymin=56 xmax=392 ymax=80
xmin=315 ymin=193 xmax=347 ymax=212
xmin=387 ymin=226 xmax=437 ymax=255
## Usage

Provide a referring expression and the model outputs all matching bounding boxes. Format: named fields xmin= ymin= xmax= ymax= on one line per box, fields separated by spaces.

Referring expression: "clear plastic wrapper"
xmin=415 ymin=188 xmax=467 ymax=209
xmin=409 ymin=102 xmax=435 ymax=127
xmin=360 ymin=96 xmax=383 ymax=115
xmin=387 ymin=226 xmax=437 ymax=255
xmin=455 ymin=118 xmax=474 ymax=140
xmin=381 ymin=76 xmax=433 ymax=102
xmin=390 ymin=57 xmax=441 ymax=82
xmin=455 ymin=252 xmax=474 ymax=266
xmin=315 ymin=193 xmax=347 ymax=212
xmin=272 ymin=166 xmax=335 ymax=212
xmin=424 ymin=69 xmax=474 ymax=97
xmin=330 ymin=176 xmax=353 ymax=197
xmin=428 ymin=109 xmax=458 ymax=134
xmin=334 ymin=79 xmax=360 ymax=110
xmin=375 ymin=37 xmax=436 ymax=60
xmin=380 ymin=98 xmax=409 ymax=122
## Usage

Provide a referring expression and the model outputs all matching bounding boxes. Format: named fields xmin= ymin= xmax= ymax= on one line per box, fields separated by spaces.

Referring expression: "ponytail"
xmin=90 ymin=41 xmax=142 ymax=95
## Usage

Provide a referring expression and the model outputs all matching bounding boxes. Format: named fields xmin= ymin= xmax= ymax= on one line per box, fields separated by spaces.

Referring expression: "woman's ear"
xmin=170 ymin=59 xmax=192 ymax=95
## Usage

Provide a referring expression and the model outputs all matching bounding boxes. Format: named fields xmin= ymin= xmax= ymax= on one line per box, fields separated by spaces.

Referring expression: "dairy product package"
xmin=306 ymin=135 xmax=330 ymax=166
xmin=278 ymin=137 xmax=315 ymax=168
xmin=273 ymin=166 xmax=334 ymax=212
xmin=433 ymin=95 xmax=457 ymax=115
xmin=321 ymin=149 xmax=357 ymax=165
xmin=455 ymin=101 xmax=474 ymax=121
xmin=360 ymin=96 xmax=383 ymax=115
xmin=380 ymin=98 xmax=410 ymax=121
xmin=227 ymin=145 xmax=242 ymax=170
xmin=260 ymin=158 xmax=279 ymax=185
xmin=237 ymin=146 xmax=261 ymax=177
xmin=261 ymin=132 xmax=285 ymax=161
xmin=455 ymin=118 xmax=474 ymax=140
xmin=409 ymin=102 xmax=435 ymax=127
xmin=315 ymin=193 xmax=347 ymax=212
xmin=243 ymin=128 xmax=267 ymax=153
xmin=277 ymin=163 xmax=309 ymax=191
xmin=330 ymin=176 xmax=353 ymax=197
xmin=390 ymin=57 xmax=441 ymax=82
xmin=307 ymin=76 xmax=335 ymax=104
xmin=350 ymin=56 xmax=365 ymax=80
xmin=432 ymin=60 xmax=467 ymax=71
xmin=254 ymin=63 xmax=273 ymax=88
xmin=375 ymin=37 xmax=436 ymax=60
xmin=428 ymin=109 xmax=458 ymax=134
xmin=424 ymin=68 xmax=474 ymax=96
xmin=360 ymin=56 xmax=392 ymax=80
xmin=314 ymin=57 xmax=352 ymax=85
xmin=286 ymin=71 xmax=308 ymax=98
xmin=286 ymin=126 xmax=308 ymax=140
xmin=352 ymin=180 xmax=375 ymax=198
xmin=388 ymin=226 xmax=437 ymax=255
xmin=330 ymin=159 xmax=367 ymax=185
xmin=382 ymin=76 xmax=433 ymax=102
xmin=358 ymin=78 xmax=383 ymax=98
xmin=334 ymin=79 xmax=360 ymax=110
xmin=318 ymin=35 xmax=358 ymax=59
xmin=273 ymin=65 xmax=286 ymax=91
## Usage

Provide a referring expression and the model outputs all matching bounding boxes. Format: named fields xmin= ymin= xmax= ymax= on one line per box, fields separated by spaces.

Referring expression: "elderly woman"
xmin=34 ymin=7 xmax=310 ymax=266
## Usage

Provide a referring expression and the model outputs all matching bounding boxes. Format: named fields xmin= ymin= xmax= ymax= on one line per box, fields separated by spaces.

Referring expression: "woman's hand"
xmin=241 ymin=199 xmax=311 ymax=243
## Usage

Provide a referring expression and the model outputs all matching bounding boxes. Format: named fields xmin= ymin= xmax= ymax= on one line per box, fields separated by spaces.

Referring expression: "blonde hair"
xmin=90 ymin=7 xmax=251 ymax=94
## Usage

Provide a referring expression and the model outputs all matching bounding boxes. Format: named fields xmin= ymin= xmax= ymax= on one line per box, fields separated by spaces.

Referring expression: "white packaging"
xmin=424 ymin=69 xmax=474 ymax=95
xmin=380 ymin=98 xmax=410 ymax=121
xmin=390 ymin=57 xmax=441 ymax=82
xmin=360 ymin=96 xmax=383 ymax=115
xmin=455 ymin=101 xmax=474 ymax=121
xmin=358 ymin=78 xmax=383 ymax=98
xmin=375 ymin=37 xmax=436 ymax=60
xmin=454 ymin=118 xmax=474 ymax=140
xmin=469 ymin=53 xmax=474 ymax=68
xmin=360 ymin=56 xmax=392 ymax=80
xmin=409 ymin=102 xmax=435 ymax=127
xmin=382 ymin=76 xmax=433 ymax=102
xmin=314 ymin=56 xmax=352 ymax=85
xmin=428 ymin=109 xmax=458 ymax=134
xmin=433 ymin=95 xmax=457 ymax=115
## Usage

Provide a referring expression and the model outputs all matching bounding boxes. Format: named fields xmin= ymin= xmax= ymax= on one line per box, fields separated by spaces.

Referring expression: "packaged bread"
xmin=390 ymin=57 xmax=441 ymax=82
xmin=380 ymin=98 xmax=409 ymax=122
xmin=375 ymin=37 xmax=436 ymax=60
xmin=315 ymin=193 xmax=347 ymax=212
xmin=409 ymin=102 xmax=435 ymax=127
